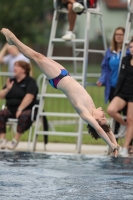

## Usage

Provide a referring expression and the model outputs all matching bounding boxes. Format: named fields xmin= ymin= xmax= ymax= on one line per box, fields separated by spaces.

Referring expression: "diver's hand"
xmin=112 ymin=144 xmax=120 ymax=157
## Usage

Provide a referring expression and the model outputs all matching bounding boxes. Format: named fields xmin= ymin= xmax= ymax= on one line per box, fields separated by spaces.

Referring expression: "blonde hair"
xmin=110 ymin=27 xmax=125 ymax=52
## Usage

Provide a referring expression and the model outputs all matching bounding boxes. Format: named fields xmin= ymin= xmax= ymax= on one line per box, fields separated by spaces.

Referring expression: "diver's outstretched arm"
xmin=107 ymin=131 xmax=119 ymax=157
xmin=0 ymin=28 xmax=62 ymax=79
xmin=80 ymin=111 xmax=119 ymax=157
xmin=0 ymin=28 xmax=37 ymax=61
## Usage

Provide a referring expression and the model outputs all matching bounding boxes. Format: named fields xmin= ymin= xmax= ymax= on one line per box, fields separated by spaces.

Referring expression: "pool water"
xmin=0 ymin=151 xmax=133 ymax=200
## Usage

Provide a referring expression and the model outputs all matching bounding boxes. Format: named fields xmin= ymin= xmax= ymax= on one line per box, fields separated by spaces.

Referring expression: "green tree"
xmin=0 ymin=0 xmax=53 ymax=45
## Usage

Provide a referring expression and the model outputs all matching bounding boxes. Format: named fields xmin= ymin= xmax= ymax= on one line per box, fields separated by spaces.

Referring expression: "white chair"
xmin=2 ymin=104 xmax=39 ymax=151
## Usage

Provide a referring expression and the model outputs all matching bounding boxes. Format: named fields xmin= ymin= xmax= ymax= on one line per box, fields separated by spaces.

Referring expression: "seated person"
xmin=61 ymin=0 xmax=96 ymax=40
xmin=0 ymin=60 xmax=48 ymax=150
xmin=0 ymin=43 xmax=31 ymax=75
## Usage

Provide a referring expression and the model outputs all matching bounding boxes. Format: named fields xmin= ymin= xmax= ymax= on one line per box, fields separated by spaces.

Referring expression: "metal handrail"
xmin=127 ymin=0 xmax=133 ymax=13
xmin=0 ymin=72 xmax=14 ymax=76
xmin=53 ymin=0 xmax=57 ymax=10
xmin=83 ymin=0 xmax=88 ymax=10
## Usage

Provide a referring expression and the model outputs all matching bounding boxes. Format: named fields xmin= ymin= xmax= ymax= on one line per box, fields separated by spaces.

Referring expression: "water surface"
xmin=0 ymin=151 xmax=133 ymax=200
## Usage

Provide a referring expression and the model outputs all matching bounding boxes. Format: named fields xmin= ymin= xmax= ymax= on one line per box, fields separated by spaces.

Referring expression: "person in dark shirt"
xmin=0 ymin=61 xmax=38 ymax=150
xmin=107 ymin=37 xmax=133 ymax=157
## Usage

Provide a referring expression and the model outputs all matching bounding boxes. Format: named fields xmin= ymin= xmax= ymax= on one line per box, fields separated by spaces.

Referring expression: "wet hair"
xmin=110 ymin=26 xmax=125 ymax=52
xmin=87 ymin=120 xmax=110 ymax=140
xmin=15 ymin=60 xmax=31 ymax=76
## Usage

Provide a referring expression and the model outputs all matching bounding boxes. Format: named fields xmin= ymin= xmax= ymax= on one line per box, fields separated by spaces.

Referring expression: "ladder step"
xmin=36 ymin=131 xmax=79 ymax=136
xmin=0 ymin=72 xmax=14 ymax=76
xmin=55 ymin=7 xmax=102 ymax=14
xmin=75 ymin=49 xmax=105 ymax=54
xmin=56 ymin=9 xmax=68 ymax=14
xmin=38 ymin=93 xmax=66 ymax=98
xmin=39 ymin=112 xmax=79 ymax=117
xmin=49 ymin=57 xmax=84 ymax=61
xmin=56 ymin=8 xmax=102 ymax=15
xmin=70 ymin=73 xmax=101 ymax=78
xmin=71 ymin=75 xmax=83 ymax=79
xmin=87 ymin=9 xmax=102 ymax=15
xmin=51 ymin=38 xmax=85 ymax=43
xmin=125 ymin=40 xmax=129 ymax=44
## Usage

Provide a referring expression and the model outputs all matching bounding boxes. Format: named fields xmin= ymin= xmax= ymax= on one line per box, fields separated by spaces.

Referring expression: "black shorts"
xmin=117 ymin=93 xmax=133 ymax=102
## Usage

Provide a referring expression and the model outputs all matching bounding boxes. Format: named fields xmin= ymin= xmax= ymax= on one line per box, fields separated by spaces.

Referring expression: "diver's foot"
xmin=1 ymin=28 xmax=15 ymax=45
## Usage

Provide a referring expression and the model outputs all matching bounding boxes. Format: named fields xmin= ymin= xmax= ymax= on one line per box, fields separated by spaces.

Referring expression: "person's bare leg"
xmin=107 ymin=97 xmax=127 ymax=125
xmin=14 ymin=132 xmax=21 ymax=142
xmin=0 ymin=28 xmax=63 ymax=79
xmin=67 ymin=3 xmax=76 ymax=31
xmin=123 ymin=102 xmax=133 ymax=148
xmin=61 ymin=1 xmax=77 ymax=40
xmin=0 ymin=133 xmax=6 ymax=139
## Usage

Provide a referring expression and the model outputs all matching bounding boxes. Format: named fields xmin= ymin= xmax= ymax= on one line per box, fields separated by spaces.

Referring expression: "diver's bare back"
xmin=57 ymin=76 xmax=95 ymax=113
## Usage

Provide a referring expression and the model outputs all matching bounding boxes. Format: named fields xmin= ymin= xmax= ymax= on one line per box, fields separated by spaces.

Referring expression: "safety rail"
xmin=127 ymin=0 xmax=133 ymax=13
xmin=0 ymin=72 xmax=14 ymax=76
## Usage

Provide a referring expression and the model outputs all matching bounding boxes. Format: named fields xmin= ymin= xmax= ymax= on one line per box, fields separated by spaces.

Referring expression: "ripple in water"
xmin=0 ymin=152 xmax=133 ymax=200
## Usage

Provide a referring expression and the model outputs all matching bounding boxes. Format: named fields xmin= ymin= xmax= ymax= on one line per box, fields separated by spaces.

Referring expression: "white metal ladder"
xmin=32 ymin=0 xmax=107 ymax=153
xmin=48 ymin=0 xmax=107 ymax=85
xmin=32 ymin=75 xmax=48 ymax=151
xmin=32 ymin=74 xmax=80 ymax=151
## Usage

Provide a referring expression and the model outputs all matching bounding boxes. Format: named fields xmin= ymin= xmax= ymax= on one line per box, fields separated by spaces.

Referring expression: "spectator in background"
xmin=0 ymin=61 xmax=48 ymax=150
xmin=107 ymin=37 xmax=133 ymax=156
xmin=0 ymin=43 xmax=31 ymax=75
xmin=96 ymin=27 xmax=129 ymax=137
xmin=61 ymin=0 xmax=97 ymax=40
xmin=61 ymin=0 xmax=84 ymax=40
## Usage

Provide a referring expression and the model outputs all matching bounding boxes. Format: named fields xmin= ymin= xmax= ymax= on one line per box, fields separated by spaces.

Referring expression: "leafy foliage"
xmin=0 ymin=0 xmax=53 ymax=45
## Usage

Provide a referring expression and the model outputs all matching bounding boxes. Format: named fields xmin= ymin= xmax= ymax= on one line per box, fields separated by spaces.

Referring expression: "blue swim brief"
xmin=49 ymin=69 xmax=69 ymax=89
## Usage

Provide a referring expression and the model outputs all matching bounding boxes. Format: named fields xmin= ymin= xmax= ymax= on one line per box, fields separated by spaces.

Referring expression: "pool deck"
xmin=14 ymin=142 xmax=108 ymax=155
